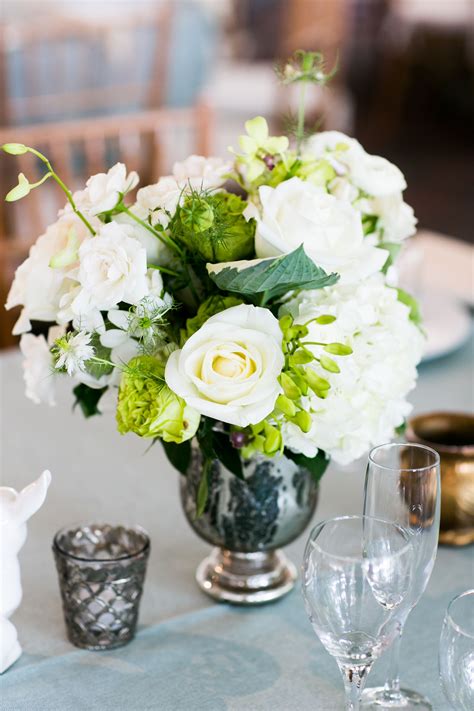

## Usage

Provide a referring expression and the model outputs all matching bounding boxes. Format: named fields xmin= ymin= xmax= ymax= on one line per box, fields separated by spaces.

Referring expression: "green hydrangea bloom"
xmin=171 ymin=192 xmax=256 ymax=263
xmin=117 ymin=356 xmax=200 ymax=443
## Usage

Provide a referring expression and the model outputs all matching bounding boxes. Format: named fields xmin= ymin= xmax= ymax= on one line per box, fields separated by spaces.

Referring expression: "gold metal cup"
xmin=406 ymin=412 xmax=474 ymax=546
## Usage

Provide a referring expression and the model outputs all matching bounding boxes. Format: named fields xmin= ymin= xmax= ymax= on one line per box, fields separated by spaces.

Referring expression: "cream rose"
xmin=255 ymin=177 xmax=388 ymax=283
xmin=165 ymin=304 xmax=284 ymax=426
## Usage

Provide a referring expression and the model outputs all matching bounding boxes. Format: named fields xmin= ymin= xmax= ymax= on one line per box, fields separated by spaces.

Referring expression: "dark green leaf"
xmin=73 ymin=384 xmax=107 ymax=418
xmin=209 ymin=245 xmax=339 ymax=303
xmin=162 ymin=439 xmax=191 ymax=476
xmin=285 ymin=448 xmax=329 ymax=484
xmin=212 ymin=431 xmax=244 ymax=479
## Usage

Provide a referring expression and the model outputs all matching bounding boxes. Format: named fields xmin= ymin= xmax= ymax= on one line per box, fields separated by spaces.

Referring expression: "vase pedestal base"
xmin=196 ymin=547 xmax=297 ymax=605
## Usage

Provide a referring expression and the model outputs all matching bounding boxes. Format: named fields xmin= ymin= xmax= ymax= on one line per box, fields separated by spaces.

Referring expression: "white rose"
xmin=71 ymin=163 xmax=138 ymax=216
xmin=19 ymin=330 xmax=58 ymax=406
xmin=282 ymin=275 xmax=424 ymax=464
xmin=135 ymin=176 xmax=183 ymax=227
xmin=165 ymin=304 xmax=284 ymax=426
xmin=304 ymin=131 xmax=407 ymax=197
xmin=172 ymin=155 xmax=231 ymax=190
xmin=5 ymin=215 xmax=96 ymax=334
xmin=370 ymin=194 xmax=417 ymax=243
xmin=72 ymin=221 xmax=148 ymax=314
xmin=255 ymin=177 xmax=388 ymax=283
xmin=113 ymin=212 xmax=163 ymax=263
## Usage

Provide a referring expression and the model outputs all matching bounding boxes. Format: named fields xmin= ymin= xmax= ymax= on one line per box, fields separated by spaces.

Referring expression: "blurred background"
xmin=0 ymin=0 xmax=473 ymax=348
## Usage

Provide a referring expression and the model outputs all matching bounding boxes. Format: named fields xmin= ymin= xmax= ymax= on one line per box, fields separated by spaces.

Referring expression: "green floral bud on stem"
xmin=280 ymin=372 xmax=301 ymax=400
xmin=319 ymin=354 xmax=340 ymax=373
xmin=276 ymin=394 xmax=297 ymax=417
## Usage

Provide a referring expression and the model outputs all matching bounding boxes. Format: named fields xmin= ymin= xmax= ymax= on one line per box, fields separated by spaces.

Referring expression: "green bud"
xmin=280 ymin=372 xmax=301 ymax=400
xmin=276 ymin=394 xmax=297 ymax=417
xmin=289 ymin=349 xmax=313 ymax=366
xmin=6 ymin=173 xmax=30 ymax=202
xmin=253 ymin=434 xmax=266 ymax=452
xmin=251 ymin=421 xmax=265 ymax=435
xmin=294 ymin=410 xmax=312 ymax=433
xmin=181 ymin=200 xmax=214 ymax=233
xmin=285 ymin=324 xmax=308 ymax=341
xmin=324 ymin=342 xmax=353 ymax=356
xmin=2 ymin=143 xmax=28 ymax=155
xmin=315 ymin=314 xmax=336 ymax=325
xmin=264 ymin=423 xmax=282 ymax=455
xmin=279 ymin=314 xmax=293 ymax=333
xmin=320 ymin=354 xmax=340 ymax=373
xmin=291 ymin=371 xmax=309 ymax=396
xmin=171 ymin=192 xmax=255 ymax=263
xmin=305 ymin=369 xmax=330 ymax=394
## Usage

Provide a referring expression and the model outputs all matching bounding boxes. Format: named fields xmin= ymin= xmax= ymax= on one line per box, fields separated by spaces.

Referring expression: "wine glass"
xmin=361 ymin=443 xmax=440 ymax=710
xmin=439 ymin=589 xmax=474 ymax=710
xmin=302 ymin=515 xmax=414 ymax=711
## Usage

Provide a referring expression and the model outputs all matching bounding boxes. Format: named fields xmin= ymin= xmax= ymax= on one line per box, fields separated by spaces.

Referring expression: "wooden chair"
xmin=0 ymin=102 xmax=212 ymax=347
xmin=0 ymin=4 xmax=174 ymax=127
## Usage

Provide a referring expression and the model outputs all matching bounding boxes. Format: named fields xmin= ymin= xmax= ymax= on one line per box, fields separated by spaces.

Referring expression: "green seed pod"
xmin=279 ymin=314 xmax=293 ymax=333
xmin=276 ymin=394 xmax=297 ymax=417
xmin=315 ymin=314 xmax=336 ymax=325
xmin=305 ymin=369 xmax=330 ymax=394
xmin=291 ymin=371 xmax=309 ymax=396
xmin=320 ymin=354 xmax=340 ymax=373
xmin=294 ymin=410 xmax=312 ymax=433
xmin=324 ymin=342 xmax=353 ymax=356
xmin=264 ymin=423 xmax=282 ymax=455
xmin=280 ymin=372 xmax=301 ymax=400
xmin=289 ymin=349 xmax=313 ymax=366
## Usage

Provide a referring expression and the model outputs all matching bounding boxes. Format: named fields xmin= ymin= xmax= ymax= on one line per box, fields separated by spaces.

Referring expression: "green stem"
xmin=123 ymin=206 xmax=184 ymax=257
xmin=26 ymin=146 xmax=97 ymax=235
xmin=300 ymin=341 xmax=325 ymax=347
xmin=147 ymin=263 xmax=180 ymax=277
xmin=296 ymin=81 xmax=307 ymax=156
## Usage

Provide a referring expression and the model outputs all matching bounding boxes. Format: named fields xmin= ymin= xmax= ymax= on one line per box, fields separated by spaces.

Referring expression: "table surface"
xmin=0 ymin=332 xmax=473 ymax=710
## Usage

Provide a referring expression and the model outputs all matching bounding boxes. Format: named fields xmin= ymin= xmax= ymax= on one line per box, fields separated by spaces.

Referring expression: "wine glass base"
xmin=361 ymin=687 xmax=432 ymax=709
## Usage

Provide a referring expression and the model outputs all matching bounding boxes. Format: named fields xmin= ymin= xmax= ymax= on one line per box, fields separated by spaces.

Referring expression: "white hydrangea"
xmin=304 ymin=131 xmax=416 ymax=245
xmin=282 ymin=275 xmax=424 ymax=464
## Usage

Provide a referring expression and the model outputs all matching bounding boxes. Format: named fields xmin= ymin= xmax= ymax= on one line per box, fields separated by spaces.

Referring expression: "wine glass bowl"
xmin=361 ymin=443 xmax=441 ymax=710
xmin=302 ymin=516 xmax=414 ymax=710
xmin=439 ymin=589 xmax=474 ymax=710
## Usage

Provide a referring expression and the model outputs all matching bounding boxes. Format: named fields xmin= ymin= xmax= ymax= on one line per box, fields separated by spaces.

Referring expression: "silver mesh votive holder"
xmin=53 ymin=523 xmax=150 ymax=650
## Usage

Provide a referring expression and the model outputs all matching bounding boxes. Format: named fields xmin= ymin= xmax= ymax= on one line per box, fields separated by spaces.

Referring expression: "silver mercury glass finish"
xmin=180 ymin=447 xmax=320 ymax=604
xmin=53 ymin=523 xmax=150 ymax=650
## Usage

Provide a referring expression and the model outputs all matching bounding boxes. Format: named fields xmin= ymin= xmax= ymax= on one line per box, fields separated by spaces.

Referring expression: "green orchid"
xmin=234 ymin=116 xmax=289 ymax=182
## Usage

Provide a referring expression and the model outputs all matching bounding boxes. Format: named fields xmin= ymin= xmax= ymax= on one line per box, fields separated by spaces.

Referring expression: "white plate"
xmin=421 ymin=289 xmax=472 ymax=362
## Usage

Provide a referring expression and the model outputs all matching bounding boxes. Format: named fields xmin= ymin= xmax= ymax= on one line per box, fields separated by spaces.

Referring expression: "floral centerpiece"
xmin=3 ymin=53 xmax=423 ymax=603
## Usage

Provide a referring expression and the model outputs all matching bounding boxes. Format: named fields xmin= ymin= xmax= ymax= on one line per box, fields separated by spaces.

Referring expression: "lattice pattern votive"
xmin=53 ymin=523 xmax=150 ymax=650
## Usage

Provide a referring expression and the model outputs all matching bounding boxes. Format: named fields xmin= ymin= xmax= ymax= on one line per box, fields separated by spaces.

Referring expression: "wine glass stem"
xmin=339 ymin=663 xmax=372 ymax=711
xmin=384 ymin=627 xmax=403 ymax=699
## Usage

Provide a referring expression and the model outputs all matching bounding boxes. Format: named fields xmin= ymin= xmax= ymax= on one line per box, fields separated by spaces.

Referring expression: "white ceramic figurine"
xmin=0 ymin=470 xmax=51 ymax=673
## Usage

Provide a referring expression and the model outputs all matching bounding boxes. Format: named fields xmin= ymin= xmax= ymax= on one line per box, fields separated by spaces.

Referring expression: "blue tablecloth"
xmin=0 ymin=335 xmax=473 ymax=711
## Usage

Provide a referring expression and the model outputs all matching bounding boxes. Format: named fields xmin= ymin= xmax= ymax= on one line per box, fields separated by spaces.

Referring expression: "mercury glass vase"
xmin=180 ymin=447 xmax=320 ymax=605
